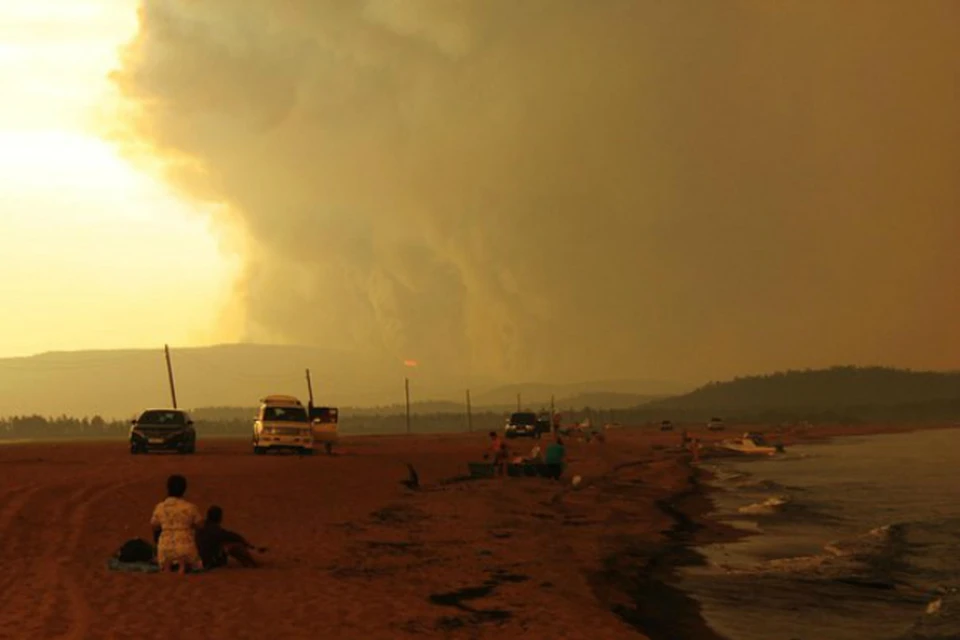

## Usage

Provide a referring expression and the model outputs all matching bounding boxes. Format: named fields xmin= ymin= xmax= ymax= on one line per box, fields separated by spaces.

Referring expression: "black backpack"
xmin=116 ymin=538 xmax=155 ymax=563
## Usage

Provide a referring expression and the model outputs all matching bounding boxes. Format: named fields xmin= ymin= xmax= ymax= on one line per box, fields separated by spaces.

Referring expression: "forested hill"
xmin=636 ymin=366 xmax=960 ymax=419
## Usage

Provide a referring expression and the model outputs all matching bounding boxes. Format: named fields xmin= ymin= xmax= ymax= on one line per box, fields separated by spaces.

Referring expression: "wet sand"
xmin=0 ymin=424 xmax=944 ymax=639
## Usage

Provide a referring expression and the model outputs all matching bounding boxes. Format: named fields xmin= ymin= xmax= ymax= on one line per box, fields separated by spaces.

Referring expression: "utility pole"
xmin=164 ymin=344 xmax=178 ymax=409
xmin=550 ymin=394 xmax=556 ymax=434
xmin=405 ymin=377 xmax=411 ymax=434
xmin=305 ymin=368 xmax=315 ymax=408
xmin=466 ymin=389 xmax=472 ymax=432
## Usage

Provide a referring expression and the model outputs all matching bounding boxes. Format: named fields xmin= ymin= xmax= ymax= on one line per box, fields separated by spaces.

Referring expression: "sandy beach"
xmin=0 ymin=423 xmax=946 ymax=639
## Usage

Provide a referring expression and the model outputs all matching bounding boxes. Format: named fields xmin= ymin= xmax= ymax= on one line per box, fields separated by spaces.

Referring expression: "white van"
xmin=253 ymin=395 xmax=314 ymax=455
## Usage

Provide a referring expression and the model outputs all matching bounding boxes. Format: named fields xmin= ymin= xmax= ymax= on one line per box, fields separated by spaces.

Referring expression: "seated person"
xmin=543 ymin=437 xmax=566 ymax=480
xmin=525 ymin=444 xmax=543 ymax=463
xmin=196 ymin=505 xmax=265 ymax=569
xmin=484 ymin=431 xmax=509 ymax=475
xmin=150 ymin=474 xmax=203 ymax=574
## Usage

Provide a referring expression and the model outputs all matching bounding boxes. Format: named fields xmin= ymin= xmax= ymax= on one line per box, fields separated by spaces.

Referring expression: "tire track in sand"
xmin=0 ymin=484 xmax=74 ymax=639
xmin=0 ymin=483 xmax=41 ymax=537
xmin=0 ymin=482 xmax=118 ymax=640
xmin=0 ymin=484 xmax=43 ymax=603
xmin=48 ymin=480 xmax=123 ymax=640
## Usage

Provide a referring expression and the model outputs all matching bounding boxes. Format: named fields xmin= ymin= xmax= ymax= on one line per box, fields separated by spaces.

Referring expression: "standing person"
xmin=487 ymin=431 xmax=508 ymax=476
xmin=150 ymin=474 xmax=203 ymax=574
xmin=544 ymin=437 xmax=566 ymax=480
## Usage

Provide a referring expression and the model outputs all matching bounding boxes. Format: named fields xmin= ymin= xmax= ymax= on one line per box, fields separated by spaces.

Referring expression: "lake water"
xmin=680 ymin=428 xmax=960 ymax=640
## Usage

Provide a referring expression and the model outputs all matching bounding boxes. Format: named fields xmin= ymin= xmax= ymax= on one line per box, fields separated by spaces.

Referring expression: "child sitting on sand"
xmin=196 ymin=505 xmax=266 ymax=569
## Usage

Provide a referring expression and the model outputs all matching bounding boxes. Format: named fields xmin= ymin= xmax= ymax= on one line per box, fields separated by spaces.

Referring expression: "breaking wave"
xmin=737 ymin=495 xmax=792 ymax=515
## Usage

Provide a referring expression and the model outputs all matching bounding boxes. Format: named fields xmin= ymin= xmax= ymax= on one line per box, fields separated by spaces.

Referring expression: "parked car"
xmin=253 ymin=395 xmax=314 ymax=455
xmin=707 ymin=417 xmax=726 ymax=431
xmin=660 ymin=420 xmax=674 ymax=431
xmin=130 ymin=408 xmax=196 ymax=454
xmin=536 ymin=415 xmax=552 ymax=435
xmin=504 ymin=411 xmax=546 ymax=439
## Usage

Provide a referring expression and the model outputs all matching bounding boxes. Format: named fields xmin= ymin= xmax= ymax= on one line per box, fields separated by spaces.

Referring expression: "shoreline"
xmin=0 ymin=424 xmax=955 ymax=638
xmin=614 ymin=423 xmax=960 ymax=640
xmin=596 ymin=462 xmax=738 ymax=640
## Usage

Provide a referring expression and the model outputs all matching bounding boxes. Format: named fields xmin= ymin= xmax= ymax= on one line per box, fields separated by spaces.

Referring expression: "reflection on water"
xmin=681 ymin=428 xmax=960 ymax=640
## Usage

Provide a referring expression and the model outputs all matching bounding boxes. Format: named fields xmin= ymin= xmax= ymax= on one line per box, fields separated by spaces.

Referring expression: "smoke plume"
xmin=113 ymin=1 xmax=960 ymax=383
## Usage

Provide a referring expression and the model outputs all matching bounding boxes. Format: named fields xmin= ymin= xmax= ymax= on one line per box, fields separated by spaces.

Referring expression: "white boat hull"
xmin=720 ymin=444 xmax=778 ymax=455
xmin=718 ymin=434 xmax=784 ymax=455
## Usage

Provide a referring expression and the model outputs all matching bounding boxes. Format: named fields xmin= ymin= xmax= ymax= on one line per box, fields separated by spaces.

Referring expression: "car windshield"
xmin=510 ymin=412 xmax=538 ymax=426
xmin=137 ymin=410 xmax=187 ymax=426
xmin=263 ymin=406 xmax=308 ymax=422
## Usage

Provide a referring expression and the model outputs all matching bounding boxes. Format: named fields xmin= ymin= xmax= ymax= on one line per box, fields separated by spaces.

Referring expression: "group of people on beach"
xmin=485 ymin=430 xmax=567 ymax=478
xmin=147 ymin=474 xmax=265 ymax=573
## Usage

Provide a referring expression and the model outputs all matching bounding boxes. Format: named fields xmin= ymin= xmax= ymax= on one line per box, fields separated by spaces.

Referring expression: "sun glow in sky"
xmin=0 ymin=0 xmax=238 ymax=358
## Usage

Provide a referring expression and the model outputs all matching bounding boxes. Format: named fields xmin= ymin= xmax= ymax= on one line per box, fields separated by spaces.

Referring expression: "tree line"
xmin=1 ymin=366 xmax=956 ymax=439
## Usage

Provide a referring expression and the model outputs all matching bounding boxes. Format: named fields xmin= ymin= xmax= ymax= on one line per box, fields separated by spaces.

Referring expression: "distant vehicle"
xmin=308 ymin=405 xmax=339 ymax=455
xmin=707 ymin=417 xmax=726 ymax=431
xmin=130 ymin=409 xmax=195 ymax=455
xmin=504 ymin=411 xmax=545 ymax=439
xmin=536 ymin=414 xmax=552 ymax=435
xmin=253 ymin=395 xmax=314 ymax=455
xmin=660 ymin=420 xmax=674 ymax=431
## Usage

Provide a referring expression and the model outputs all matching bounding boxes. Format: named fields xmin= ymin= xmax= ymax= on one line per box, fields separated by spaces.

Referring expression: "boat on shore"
xmin=717 ymin=432 xmax=785 ymax=456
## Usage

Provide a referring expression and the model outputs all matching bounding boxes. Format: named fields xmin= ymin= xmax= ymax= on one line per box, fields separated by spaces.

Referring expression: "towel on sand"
xmin=106 ymin=558 xmax=205 ymax=574
xmin=107 ymin=558 xmax=160 ymax=573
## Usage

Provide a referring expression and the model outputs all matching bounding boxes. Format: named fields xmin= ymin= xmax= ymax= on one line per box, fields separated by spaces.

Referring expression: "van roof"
xmin=260 ymin=395 xmax=302 ymax=406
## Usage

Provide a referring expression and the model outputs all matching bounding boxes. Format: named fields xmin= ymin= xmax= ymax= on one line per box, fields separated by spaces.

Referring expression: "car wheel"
xmin=253 ymin=446 xmax=266 ymax=455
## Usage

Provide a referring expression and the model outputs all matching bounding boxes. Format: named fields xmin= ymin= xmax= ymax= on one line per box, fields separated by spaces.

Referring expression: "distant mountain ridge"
xmin=649 ymin=366 xmax=960 ymax=410
xmin=0 ymin=343 xmax=689 ymax=419
xmin=627 ymin=366 xmax=960 ymax=423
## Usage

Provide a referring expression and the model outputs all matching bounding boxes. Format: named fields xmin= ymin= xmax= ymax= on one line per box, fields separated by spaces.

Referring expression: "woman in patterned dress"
xmin=150 ymin=474 xmax=203 ymax=573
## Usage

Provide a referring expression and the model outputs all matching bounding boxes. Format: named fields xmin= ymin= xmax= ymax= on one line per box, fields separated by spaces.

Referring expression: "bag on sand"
xmin=115 ymin=538 xmax=155 ymax=563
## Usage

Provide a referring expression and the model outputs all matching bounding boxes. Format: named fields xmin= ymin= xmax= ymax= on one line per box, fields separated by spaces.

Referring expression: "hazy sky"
xmin=4 ymin=1 xmax=959 ymax=385
xmin=0 ymin=1 xmax=238 ymax=358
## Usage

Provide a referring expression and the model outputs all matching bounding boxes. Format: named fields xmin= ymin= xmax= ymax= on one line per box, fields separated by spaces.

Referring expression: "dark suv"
xmin=505 ymin=412 xmax=548 ymax=439
xmin=130 ymin=409 xmax=196 ymax=454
